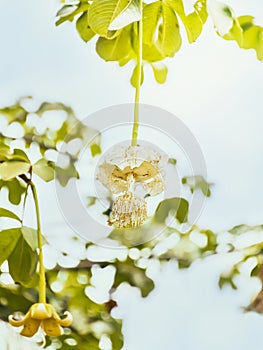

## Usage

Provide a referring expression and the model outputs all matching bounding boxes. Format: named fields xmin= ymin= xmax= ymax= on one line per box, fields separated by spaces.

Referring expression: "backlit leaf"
xmin=76 ymin=12 xmax=96 ymax=42
xmin=0 ymin=178 xmax=27 ymax=205
xmin=0 ymin=208 xmax=21 ymax=222
xmin=8 ymin=236 xmax=38 ymax=286
xmin=32 ymin=158 xmax=55 ymax=182
xmin=130 ymin=63 xmax=144 ymax=88
xmin=0 ymin=228 xmax=22 ymax=265
xmin=96 ymin=24 xmax=134 ymax=62
xmin=21 ymin=226 xmax=39 ymax=251
xmin=151 ymin=62 xmax=168 ymax=84
xmin=113 ymin=258 xmax=154 ymax=297
xmin=89 ymin=0 xmax=140 ymax=38
xmin=154 ymin=197 xmax=189 ymax=224
xmin=0 ymin=161 xmax=31 ymax=181
xmin=182 ymin=175 xmax=212 ymax=197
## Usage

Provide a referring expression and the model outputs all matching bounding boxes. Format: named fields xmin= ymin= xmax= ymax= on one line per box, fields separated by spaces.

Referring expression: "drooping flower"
xmin=108 ymin=191 xmax=147 ymax=228
xmin=8 ymin=303 xmax=72 ymax=337
xmin=97 ymin=145 xmax=167 ymax=196
xmin=97 ymin=145 xmax=168 ymax=228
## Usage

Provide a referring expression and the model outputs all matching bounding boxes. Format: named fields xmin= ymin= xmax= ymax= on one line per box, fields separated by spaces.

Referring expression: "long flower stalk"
xmin=131 ymin=0 xmax=143 ymax=146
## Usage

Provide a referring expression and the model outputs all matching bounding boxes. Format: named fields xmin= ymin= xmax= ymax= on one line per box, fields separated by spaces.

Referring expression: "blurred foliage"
xmin=182 ymin=175 xmax=212 ymax=197
xmin=56 ymin=0 xmax=263 ymax=86
xmin=1 ymin=98 xmax=263 ymax=349
xmin=0 ymin=97 xmax=101 ymax=188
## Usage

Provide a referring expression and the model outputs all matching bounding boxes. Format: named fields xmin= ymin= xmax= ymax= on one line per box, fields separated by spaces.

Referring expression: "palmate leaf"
xmin=89 ymin=0 xmax=141 ymax=38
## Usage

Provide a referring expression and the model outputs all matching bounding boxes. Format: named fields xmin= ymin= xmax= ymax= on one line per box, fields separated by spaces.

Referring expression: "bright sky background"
xmin=0 ymin=0 xmax=263 ymax=349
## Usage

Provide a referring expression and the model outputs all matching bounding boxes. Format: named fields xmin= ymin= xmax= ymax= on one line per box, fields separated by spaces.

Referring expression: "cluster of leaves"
xmin=56 ymin=0 xmax=263 ymax=87
xmin=56 ymin=0 xmax=208 ymax=86
xmin=0 ymin=97 xmax=100 ymax=188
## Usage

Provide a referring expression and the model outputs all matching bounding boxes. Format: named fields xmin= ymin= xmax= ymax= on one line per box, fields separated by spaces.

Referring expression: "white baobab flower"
xmin=97 ymin=145 xmax=168 ymax=228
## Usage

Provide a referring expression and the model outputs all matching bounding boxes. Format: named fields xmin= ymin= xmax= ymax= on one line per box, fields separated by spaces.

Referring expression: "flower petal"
xmin=30 ymin=303 xmax=53 ymax=319
xmin=133 ymin=161 xmax=158 ymax=181
xmin=59 ymin=311 xmax=73 ymax=327
xmin=20 ymin=318 xmax=41 ymax=337
xmin=42 ymin=318 xmax=63 ymax=337
xmin=8 ymin=314 xmax=27 ymax=327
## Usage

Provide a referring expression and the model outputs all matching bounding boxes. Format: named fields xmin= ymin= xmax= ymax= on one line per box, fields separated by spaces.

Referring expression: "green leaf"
xmin=167 ymin=0 xmax=207 ymax=43
xmin=0 ymin=178 xmax=27 ymax=205
xmin=96 ymin=24 xmax=135 ymax=62
xmin=218 ymin=275 xmax=237 ymax=290
xmin=56 ymin=163 xmax=79 ymax=187
xmin=130 ymin=63 xmax=144 ymax=88
xmin=0 ymin=208 xmax=21 ymax=222
xmin=8 ymin=236 xmax=38 ymax=286
xmin=86 ymin=196 xmax=97 ymax=207
xmin=229 ymin=224 xmax=263 ymax=235
xmin=200 ymin=229 xmax=217 ymax=252
xmin=182 ymin=175 xmax=212 ymax=197
xmin=0 ymin=228 xmax=22 ymax=265
xmin=90 ymin=143 xmax=102 ymax=157
xmin=11 ymin=149 xmax=30 ymax=163
xmin=0 ymin=161 xmax=31 ymax=181
xmin=224 ymin=16 xmax=263 ymax=60
xmin=56 ymin=4 xmax=78 ymax=17
xmin=114 ymin=258 xmax=154 ymax=297
xmin=109 ymin=319 xmax=124 ymax=350
xmin=168 ymin=157 xmax=177 ymax=165
xmin=159 ymin=2 xmax=182 ymax=56
xmin=56 ymin=2 xmax=90 ymax=26
xmin=151 ymin=62 xmax=168 ymax=84
xmin=109 ymin=0 xmax=141 ymax=31
xmin=76 ymin=12 xmax=96 ymax=43
xmin=21 ymin=226 xmax=39 ymax=251
xmin=89 ymin=0 xmax=140 ymax=38
xmin=0 ymin=104 xmax=27 ymax=124
xmin=251 ymin=264 xmax=260 ymax=277
xmin=0 ymin=143 xmax=12 ymax=161
xmin=154 ymin=197 xmax=189 ymax=224
xmin=207 ymin=1 xmax=235 ymax=36
xmin=142 ymin=2 xmax=182 ymax=61
xmin=32 ymin=158 xmax=55 ymax=182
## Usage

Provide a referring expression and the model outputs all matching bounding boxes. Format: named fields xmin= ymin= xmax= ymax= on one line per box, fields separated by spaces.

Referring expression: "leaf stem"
xmin=131 ymin=0 xmax=143 ymax=146
xmin=30 ymin=182 xmax=46 ymax=304
xmin=21 ymin=183 xmax=30 ymax=227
